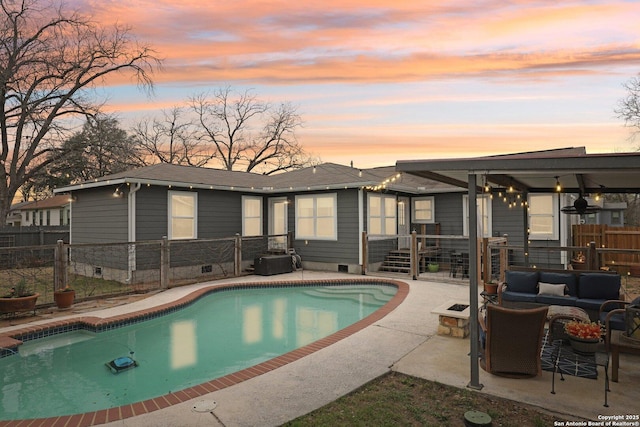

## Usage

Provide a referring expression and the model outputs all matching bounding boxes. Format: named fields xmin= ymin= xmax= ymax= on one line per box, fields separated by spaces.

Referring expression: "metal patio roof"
xmin=396 ymin=147 xmax=640 ymax=195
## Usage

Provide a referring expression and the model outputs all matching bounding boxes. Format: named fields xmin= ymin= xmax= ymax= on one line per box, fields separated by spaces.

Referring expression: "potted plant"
xmin=0 ymin=279 xmax=40 ymax=316
xmin=564 ymin=320 xmax=602 ymax=355
xmin=483 ymin=280 xmax=499 ymax=295
xmin=53 ymin=285 xmax=75 ymax=310
xmin=427 ymin=262 xmax=439 ymax=273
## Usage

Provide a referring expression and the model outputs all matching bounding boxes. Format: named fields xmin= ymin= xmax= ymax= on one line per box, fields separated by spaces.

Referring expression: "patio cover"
xmin=395 ymin=147 xmax=640 ymax=389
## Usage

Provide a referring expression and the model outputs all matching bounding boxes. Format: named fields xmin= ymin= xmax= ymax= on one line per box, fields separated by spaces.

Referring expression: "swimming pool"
xmin=0 ymin=279 xmax=406 ymax=423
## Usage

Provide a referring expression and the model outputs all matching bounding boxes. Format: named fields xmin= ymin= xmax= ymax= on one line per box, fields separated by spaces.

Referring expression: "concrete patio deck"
xmin=1 ymin=271 xmax=639 ymax=426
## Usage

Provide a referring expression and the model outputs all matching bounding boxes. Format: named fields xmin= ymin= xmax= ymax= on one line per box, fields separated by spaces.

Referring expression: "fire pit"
xmin=432 ymin=301 xmax=473 ymax=338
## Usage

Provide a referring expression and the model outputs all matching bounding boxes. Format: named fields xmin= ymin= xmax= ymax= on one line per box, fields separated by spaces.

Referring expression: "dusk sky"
xmin=77 ymin=0 xmax=640 ymax=168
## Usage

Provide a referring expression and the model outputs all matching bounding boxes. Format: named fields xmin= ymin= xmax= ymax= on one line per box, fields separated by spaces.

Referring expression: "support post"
xmin=160 ymin=236 xmax=169 ymax=289
xmin=411 ymin=230 xmax=418 ymax=280
xmin=53 ymin=240 xmax=68 ymax=291
xmin=361 ymin=231 xmax=368 ymax=275
xmin=468 ymin=173 xmax=483 ymax=390
xmin=588 ymin=241 xmax=598 ymax=269
xmin=234 ymin=234 xmax=242 ymax=277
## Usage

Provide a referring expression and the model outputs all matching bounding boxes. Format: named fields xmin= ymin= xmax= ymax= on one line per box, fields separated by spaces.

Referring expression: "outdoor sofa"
xmin=497 ymin=267 xmax=622 ymax=321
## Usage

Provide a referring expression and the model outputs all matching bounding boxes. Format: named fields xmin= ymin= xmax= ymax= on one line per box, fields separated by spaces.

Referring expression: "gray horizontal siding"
xmin=135 ymin=187 xmax=243 ymax=241
xmin=71 ymin=187 xmax=128 ymax=243
xmin=290 ymin=189 xmax=361 ymax=264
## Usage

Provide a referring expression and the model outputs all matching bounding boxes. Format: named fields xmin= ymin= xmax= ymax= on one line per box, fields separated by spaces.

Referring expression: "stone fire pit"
xmin=432 ymin=300 xmax=472 ymax=338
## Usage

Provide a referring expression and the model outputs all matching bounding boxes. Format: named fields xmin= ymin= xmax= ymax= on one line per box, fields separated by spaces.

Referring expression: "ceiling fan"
xmin=561 ymin=194 xmax=601 ymax=215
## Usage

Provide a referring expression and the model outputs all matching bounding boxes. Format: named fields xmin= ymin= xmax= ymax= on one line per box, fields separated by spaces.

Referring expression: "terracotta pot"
xmin=483 ymin=282 xmax=498 ymax=294
xmin=0 ymin=293 xmax=40 ymax=315
xmin=54 ymin=289 xmax=75 ymax=309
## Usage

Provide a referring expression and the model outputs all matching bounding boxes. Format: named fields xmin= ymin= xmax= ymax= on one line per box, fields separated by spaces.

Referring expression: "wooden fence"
xmin=572 ymin=224 xmax=640 ymax=272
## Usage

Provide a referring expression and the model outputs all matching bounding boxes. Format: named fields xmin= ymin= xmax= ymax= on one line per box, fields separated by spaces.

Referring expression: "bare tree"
xmin=130 ymin=107 xmax=214 ymax=167
xmin=0 ymin=0 xmax=159 ymax=224
xmin=190 ymin=88 xmax=312 ymax=174
xmin=614 ymin=76 xmax=640 ymax=225
xmin=615 ymin=75 xmax=640 ymax=146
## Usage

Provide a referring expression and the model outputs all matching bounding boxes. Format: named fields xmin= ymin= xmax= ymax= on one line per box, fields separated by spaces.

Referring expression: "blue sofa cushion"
xmin=599 ymin=311 xmax=626 ymax=331
xmin=505 ymin=270 xmax=539 ymax=294
xmin=501 ymin=291 xmax=537 ymax=303
xmin=539 ymin=272 xmax=578 ymax=297
xmin=578 ymin=273 xmax=621 ymax=300
xmin=536 ymin=294 xmax=578 ymax=306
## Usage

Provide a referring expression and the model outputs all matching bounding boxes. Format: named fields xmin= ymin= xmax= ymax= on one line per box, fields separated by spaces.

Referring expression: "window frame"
xmin=527 ymin=193 xmax=559 ymax=240
xmin=462 ymin=195 xmax=492 ymax=238
xmin=367 ymin=193 xmax=397 ymax=236
xmin=168 ymin=190 xmax=198 ymax=240
xmin=295 ymin=193 xmax=337 ymax=241
xmin=242 ymin=195 xmax=263 ymax=237
xmin=412 ymin=196 xmax=435 ymax=224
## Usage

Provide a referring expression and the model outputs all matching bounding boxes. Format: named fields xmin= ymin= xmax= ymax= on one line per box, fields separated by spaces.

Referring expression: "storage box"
xmin=254 ymin=254 xmax=293 ymax=276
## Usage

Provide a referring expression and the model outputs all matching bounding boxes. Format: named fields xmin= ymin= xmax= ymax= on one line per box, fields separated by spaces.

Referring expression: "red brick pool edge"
xmin=0 ymin=278 xmax=409 ymax=427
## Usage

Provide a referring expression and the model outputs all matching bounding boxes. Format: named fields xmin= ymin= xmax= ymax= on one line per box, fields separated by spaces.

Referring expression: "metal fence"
xmin=0 ymin=226 xmax=69 ymax=247
xmin=364 ymin=231 xmax=640 ymax=288
xmin=363 ymin=231 xmax=472 ymax=282
xmin=0 ymin=235 xmax=281 ymax=307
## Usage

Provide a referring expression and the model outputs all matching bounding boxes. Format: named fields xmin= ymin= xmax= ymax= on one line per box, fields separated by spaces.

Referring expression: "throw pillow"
xmin=538 ymin=282 xmax=566 ymax=296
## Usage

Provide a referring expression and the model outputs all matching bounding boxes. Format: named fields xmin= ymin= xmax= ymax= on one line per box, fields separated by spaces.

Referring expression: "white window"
xmin=412 ymin=197 xmax=435 ymax=223
xmin=528 ymin=194 xmax=558 ymax=240
xmin=463 ymin=195 xmax=492 ymax=238
xmin=295 ymin=193 xmax=337 ymax=240
xmin=611 ymin=211 xmax=622 ymax=225
xmin=168 ymin=191 xmax=197 ymax=240
xmin=242 ymin=196 xmax=263 ymax=236
xmin=368 ymin=194 xmax=397 ymax=235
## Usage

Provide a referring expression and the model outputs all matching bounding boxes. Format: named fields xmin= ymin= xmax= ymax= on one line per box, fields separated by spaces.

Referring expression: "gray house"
xmin=54 ymin=162 xmax=461 ymax=277
xmin=55 ymin=149 xmax=611 ymax=281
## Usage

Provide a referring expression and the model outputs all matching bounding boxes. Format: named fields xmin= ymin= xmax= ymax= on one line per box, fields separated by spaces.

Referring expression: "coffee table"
xmin=610 ymin=330 xmax=640 ymax=382
xmin=550 ymin=339 xmax=610 ymax=407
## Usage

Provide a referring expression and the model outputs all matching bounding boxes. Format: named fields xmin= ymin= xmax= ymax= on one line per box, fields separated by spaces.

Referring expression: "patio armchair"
xmin=599 ymin=296 xmax=640 ymax=349
xmin=478 ymin=304 xmax=549 ymax=378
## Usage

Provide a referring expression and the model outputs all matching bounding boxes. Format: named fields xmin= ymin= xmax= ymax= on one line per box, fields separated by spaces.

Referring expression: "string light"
xmin=555 ymin=176 xmax=561 ymax=192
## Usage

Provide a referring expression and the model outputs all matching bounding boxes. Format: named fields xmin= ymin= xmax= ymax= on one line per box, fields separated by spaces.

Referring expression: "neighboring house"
xmin=5 ymin=201 xmax=30 ymax=226
xmin=574 ymin=198 xmax=627 ymax=226
xmin=7 ymin=195 xmax=71 ymax=227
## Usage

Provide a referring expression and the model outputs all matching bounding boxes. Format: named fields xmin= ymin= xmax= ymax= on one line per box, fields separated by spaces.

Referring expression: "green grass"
xmin=283 ymin=372 xmax=561 ymax=427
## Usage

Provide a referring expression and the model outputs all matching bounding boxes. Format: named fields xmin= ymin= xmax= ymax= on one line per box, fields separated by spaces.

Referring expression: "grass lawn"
xmin=283 ymin=372 xmax=565 ymax=427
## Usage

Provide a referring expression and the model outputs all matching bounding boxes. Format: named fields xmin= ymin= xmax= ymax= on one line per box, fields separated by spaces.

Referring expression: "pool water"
xmin=0 ymin=284 xmax=395 ymax=420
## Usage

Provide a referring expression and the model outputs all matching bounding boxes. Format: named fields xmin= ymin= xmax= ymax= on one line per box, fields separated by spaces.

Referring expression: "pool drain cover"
xmin=192 ymin=400 xmax=217 ymax=413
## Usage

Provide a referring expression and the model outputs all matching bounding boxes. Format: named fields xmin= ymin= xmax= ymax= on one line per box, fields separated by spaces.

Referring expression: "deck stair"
xmin=378 ymin=249 xmax=411 ymax=273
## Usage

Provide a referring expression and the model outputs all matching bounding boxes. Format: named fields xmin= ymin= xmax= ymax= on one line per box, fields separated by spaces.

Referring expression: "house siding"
xmin=289 ymin=189 xmax=360 ymax=265
xmin=135 ymin=187 xmax=244 ymax=241
xmin=71 ymin=187 xmax=128 ymax=243
xmin=135 ymin=187 xmax=167 ymax=241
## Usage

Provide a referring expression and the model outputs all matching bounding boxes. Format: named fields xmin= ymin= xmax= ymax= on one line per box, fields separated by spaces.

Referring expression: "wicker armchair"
xmin=599 ymin=296 xmax=640 ymax=350
xmin=479 ymin=305 xmax=549 ymax=378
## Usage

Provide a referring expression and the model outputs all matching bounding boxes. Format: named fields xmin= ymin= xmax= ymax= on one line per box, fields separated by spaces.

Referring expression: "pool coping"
xmin=0 ymin=278 xmax=409 ymax=427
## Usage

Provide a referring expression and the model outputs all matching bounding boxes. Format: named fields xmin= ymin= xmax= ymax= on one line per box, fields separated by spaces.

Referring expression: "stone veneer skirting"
xmin=0 ymin=278 xmax=408 ymax=427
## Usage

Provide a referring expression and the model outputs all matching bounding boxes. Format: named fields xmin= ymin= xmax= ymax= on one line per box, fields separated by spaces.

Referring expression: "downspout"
xmin=126 ymin=183 xmax=141 ymax=283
